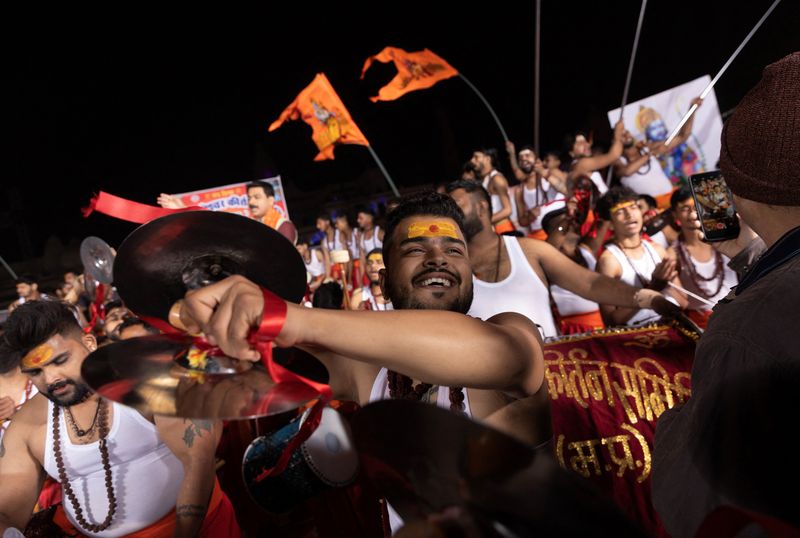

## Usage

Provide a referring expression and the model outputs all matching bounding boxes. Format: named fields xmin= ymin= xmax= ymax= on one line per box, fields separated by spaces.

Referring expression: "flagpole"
xmin=534 ymin=0 xmax=541 ymax=156
xmin=664 ymin=0 xmax=782 ymax=146
xmin=458 ymin=74 xmax=509 ymax=143
xmin=365 ymin=145 xmax=401 ymax=198
xmin=607 ymin=0 xmax=648 ymax=186
xmin=0 ymin=254 xmax=17 ymax=280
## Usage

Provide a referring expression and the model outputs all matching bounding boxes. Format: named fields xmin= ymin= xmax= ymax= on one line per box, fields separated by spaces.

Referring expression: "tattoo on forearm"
xmin=176 ymin=504 xmax=206 ymax=519
xmin=181 ymin=419 xmax=213 ymax=448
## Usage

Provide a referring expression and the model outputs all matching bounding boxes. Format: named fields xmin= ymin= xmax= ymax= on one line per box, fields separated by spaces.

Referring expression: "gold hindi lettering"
xmin=557 ymin=424 xmax=652 ymax=483
xmin=545 ymin=352 xmax=691 ymax=425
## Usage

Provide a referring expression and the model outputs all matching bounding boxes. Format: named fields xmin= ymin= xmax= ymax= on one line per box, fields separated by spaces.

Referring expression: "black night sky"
xmin=4 ymin=1 xmax=798 ymax=275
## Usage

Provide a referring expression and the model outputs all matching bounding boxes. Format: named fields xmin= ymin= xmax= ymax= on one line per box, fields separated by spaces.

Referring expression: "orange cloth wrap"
xmin=49 ymin=478 xmax=239 ymax=537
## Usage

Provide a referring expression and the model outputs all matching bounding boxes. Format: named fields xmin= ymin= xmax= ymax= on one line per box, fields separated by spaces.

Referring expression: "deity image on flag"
xmin=361 ymin=47 xmax=459 ymax=102
xmin=269 ymin=73 xmax=370 ymax=161
xmin=310 ymin=100 xmax=347 ymax=149
xmin=635 ymin=105 xmax=702 ymax=187
xmin=608 ymin=76 xmax=723 ymax=189
xmin=399 ymin=58 xmax=452 ymax=89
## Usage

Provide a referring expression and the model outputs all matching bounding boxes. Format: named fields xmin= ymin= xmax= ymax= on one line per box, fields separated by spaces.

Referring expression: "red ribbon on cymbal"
xmin=82 ymin=191 xmax=203 ymax=224
xmin=83 ymin=283 xmax=107 ymax=334
xmin=140 ymin=288 xmax=332 ymax=480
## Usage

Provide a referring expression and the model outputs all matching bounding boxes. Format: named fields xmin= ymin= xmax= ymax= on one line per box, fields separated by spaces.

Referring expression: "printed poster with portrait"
xmin=172 ymin=176 xmax=290 ymax=219
xmin=608 ymin=76 xmax=724 ymax=187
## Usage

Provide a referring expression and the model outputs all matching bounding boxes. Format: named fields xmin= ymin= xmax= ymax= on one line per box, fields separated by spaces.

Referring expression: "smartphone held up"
xmin=689 ymin=171 xmax=741 ymax=242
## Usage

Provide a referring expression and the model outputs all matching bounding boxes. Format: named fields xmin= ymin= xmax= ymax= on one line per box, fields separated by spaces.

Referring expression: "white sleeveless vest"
xmin=468 ymin=236 xmax=558 ymax=338
xmin=43 ymin=400 xmax=184 ymax=537
xmin=605 ymin=242 xmax=663 ymax=326
xmin=361 ymin=287 xmax=393 ymax=311
xmin=551 ymin=247 xmax=601 ymax=316
xmin=304 ymin=248 xmax=326 ymax=278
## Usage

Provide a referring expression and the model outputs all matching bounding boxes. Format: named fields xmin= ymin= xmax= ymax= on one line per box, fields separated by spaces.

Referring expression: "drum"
xmin=242 ymin=406 xmax=359 ymax=513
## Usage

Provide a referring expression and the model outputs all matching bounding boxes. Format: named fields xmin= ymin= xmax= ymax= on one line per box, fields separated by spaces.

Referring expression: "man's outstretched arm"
xmin=179 ymin=276 xmax=544 ymax=398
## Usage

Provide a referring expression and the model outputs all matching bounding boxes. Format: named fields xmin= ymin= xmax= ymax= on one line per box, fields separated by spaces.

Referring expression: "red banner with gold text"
xmin=544 ymin=323 xmax=697 ymax=537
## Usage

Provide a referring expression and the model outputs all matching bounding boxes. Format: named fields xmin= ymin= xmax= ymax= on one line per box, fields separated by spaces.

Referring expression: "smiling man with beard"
xmin=0 ymin=301 xmax=239 ymax=537
xmin=174 ymin=191 xmax=546 ymax=445
xmin=171 ymin=191 xmax=550 ymax=533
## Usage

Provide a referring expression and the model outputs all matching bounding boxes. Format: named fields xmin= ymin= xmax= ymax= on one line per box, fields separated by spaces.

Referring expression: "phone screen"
xmin=689 ymin=171 xmax=740 ymax=242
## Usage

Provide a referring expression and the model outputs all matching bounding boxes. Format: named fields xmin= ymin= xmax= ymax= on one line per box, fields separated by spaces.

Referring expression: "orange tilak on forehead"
xmin=367 ymin=253 xmax=384 ymax=264
xmin=22 ymin=343 xmax=55 ymax=369
xmin=611 ymin=201 xmax=638 ymax=214
xmin=407 ymin=221 xmax=459 ymax=240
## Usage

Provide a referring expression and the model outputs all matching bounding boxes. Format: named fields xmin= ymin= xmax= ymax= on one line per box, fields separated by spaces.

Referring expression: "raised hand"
xmin=505 ymin=140 xmax=516 ymax=156
xmin=176 ymin=276 xmax=291 ymax=362
xmin=650 ymin=259 xmax=678 ymax=290
xmin=157 ymin=193 xmax=187 ymax=209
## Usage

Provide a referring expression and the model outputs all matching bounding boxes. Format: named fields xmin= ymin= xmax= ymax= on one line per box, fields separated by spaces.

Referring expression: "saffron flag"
xmin=544 ymin=323 xmax=697 ymax=537
xmin=268 ymin=73 xmax=369 ymax=161
xmin=360 ymin=47 xmax=459 ymax=102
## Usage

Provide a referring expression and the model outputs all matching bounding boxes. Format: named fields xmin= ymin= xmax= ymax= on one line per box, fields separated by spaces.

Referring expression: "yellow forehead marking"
xmin=611 ymin=201 xmax=638 ymax=214
xmin=22 ymin=344 xmax=54 ymax=369
xmin=407 ymin=221 xmax=458 ymax=240
xmin=367 ymin=253 xmax=384 ymax=264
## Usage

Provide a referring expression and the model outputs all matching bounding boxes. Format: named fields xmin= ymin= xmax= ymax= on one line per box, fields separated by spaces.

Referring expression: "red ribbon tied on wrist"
xmin=249 ymin=288 xmax=333 ymax=481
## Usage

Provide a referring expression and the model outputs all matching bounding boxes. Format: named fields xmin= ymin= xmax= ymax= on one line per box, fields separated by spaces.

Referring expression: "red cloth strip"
xmin=142 ymin=289 xmax=332 ymax=481
xmin=82 ymin=191 xmax=202 ymax=224
xmin=83 ymin=283 xmax=107 ymax=333
xmin=250 ymin=289 xmax=332 ymax=481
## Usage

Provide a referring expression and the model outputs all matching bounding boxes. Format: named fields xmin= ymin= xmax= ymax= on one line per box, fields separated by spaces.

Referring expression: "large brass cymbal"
xmin=113 ymin=210 xmax=305 ymax=321
xmin=82 ymin=334 xmax=325 ymax=420
xmin=351 ymin=400 xmax=645 ymax=537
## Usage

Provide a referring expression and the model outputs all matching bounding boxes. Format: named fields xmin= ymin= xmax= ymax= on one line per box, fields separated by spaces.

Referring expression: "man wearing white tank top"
xmin=542 ymin=207 xmax=605 ymax=334
xmin=566 ymin=122 xmax=626 ymax=197
xmin=335 ymin=213 xmax=362 ymax=286
xmin=297 ymin=237 xmax=329 ymax=293
xmin=470 ymin=148 xmax=516 ymax=234
xmin=596 ymin=187 xmax=687 ymax=326
xmin=170 ymin=192 xmax=553 ymax=534
xmin=350 ymin=248 xmax=393 ymax=311
xmin=356 ymin=207 xmax=384 ymax=279
xmin=446 ymin=181 xmax=677 ymax=339
xmin=505 ymin=141 xmax=568 ymax=240
xmin=669 ymin=189 xmax=738 ymax=329
xmin=0 ymin=301 xmax=237 ymax=537
xmin=614 ymin=130 xmax=675 ymax=207
xmin=175 ymin=192 xmax=551 ymax=444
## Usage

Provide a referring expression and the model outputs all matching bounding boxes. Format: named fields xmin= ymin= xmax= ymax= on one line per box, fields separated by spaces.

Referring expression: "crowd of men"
xmin=0 ymin=52 xmax=797 ymax=536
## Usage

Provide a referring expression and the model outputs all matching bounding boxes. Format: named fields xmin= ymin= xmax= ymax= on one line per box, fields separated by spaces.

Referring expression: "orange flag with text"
xmin=360 ymin=47 xmax=459 ymax=102
xmin=269 ymin=73 xmax=370 ymax=161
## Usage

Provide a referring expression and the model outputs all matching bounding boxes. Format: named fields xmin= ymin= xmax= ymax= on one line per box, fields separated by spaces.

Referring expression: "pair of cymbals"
xmin=82 ymin=210 xmax=315 ymax=420
xmin=82 ymin=334 xmax=326 ymax=420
